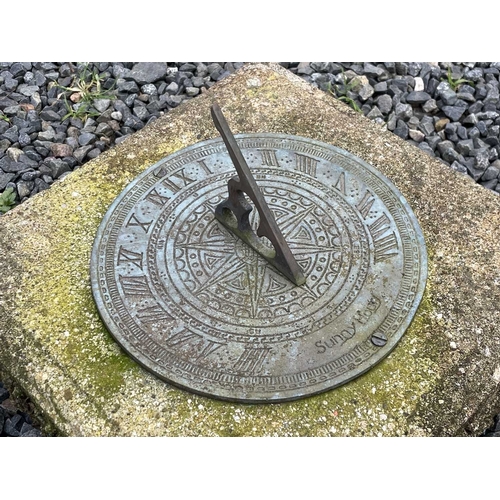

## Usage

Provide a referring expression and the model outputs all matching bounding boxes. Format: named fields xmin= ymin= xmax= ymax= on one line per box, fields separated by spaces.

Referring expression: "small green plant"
xmin=60 ymin=95 xmax=100 ymax=122
xmin=0 ymin=187 xmax=17 ymax=213
xmin=53 ymin=63 xmax=115 ymax=121
xmin=327 ymin=72 xmax=362 ymax=113
xmin=443 ymin=67 xmax=472 ymax=91
xmin=0 ymin=112 xmax=9 ymax=122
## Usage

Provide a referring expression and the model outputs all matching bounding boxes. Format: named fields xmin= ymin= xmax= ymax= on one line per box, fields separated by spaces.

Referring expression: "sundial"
xmin=90 ymin=102 xmax=427 ymax=403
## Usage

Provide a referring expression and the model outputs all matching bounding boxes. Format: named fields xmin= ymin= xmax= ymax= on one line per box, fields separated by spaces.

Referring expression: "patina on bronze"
xmin=212 ymin=103 xmax=305 ymax=286
xmin=90 ymin=106 xmax=427 ymax=403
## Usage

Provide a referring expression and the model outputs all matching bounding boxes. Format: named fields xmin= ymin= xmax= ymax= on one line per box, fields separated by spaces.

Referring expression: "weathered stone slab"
xmin=1 ymin=63 xmax=499 ymax=436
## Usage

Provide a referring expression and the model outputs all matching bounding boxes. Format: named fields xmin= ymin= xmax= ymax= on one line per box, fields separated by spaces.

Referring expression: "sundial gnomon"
xmin=90 ymin=103 xmax=427 ymax=402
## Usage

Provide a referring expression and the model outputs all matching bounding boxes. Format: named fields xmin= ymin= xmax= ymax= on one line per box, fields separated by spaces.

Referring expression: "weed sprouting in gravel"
xmin=53 ymin=63 xmax=116 ymax=122
xmin=327 ymin=71 xmax=362 ymax=113
xmin=443 ymin=67 xmax=473 ymax=91
xmin=0 ymin=187 xmax=17 ymax=213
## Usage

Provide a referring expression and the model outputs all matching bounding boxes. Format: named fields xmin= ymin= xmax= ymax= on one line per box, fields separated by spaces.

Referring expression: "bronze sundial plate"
xmin=90 ymin=134 xmax=427 ymax=403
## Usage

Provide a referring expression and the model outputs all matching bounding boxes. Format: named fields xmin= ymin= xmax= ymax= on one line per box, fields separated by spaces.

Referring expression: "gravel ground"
xmin=1 ymin=62 xmax=499 ymax=437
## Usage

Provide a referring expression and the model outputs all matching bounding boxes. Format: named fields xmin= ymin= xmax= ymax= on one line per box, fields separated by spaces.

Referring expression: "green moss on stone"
xmin=15 ymin=143 xmax=191 ymax=403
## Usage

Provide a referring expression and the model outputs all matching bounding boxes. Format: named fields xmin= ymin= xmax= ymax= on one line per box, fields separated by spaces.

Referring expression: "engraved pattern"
xmin=149 ymin=169 xmax=370 ymax=344
xmin=91 ymin=134 xmax=427 ymax=402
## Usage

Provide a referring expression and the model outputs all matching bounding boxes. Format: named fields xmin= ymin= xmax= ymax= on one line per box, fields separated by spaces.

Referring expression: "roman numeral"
xmin=259 ymin=149 xmax=279 ymax=166
xmin=163 ymin=168 xmax=196 ymax=192
xmin=197 ymin=159 xmax=213 ymax=175
xmin=295 ymin=153 xmax=318 ymax=177
xmin=166 ymin=328 xmax=200 ymax=346
xmin=135 ymin=305 xmax=174 ymax=325
xmin=368 ymin=213 xmax=391 ymax=241
xmin=145 ymin=187 xmax=170 ymax=207
xmin=368 ymin=212 xmax=399 ymax=262
xmin=166 ymin=329 xmax=224 ymax=360
xmin=117 ymin=246 xmax=143 ymax=270
xmin=126 ymin=212 xmax=153 ymax=233
xmin=119 ymin=274 xmax=150 ymax=296
xmin=233 ymin=346 xmax=271 ymax=375
xmin=356 ymin=190 xmax=375 ymax=219
xmin=373 ymin=232 xmax=399 ymax=263
xmin=333 ymin=171 xmax=346 ymax=195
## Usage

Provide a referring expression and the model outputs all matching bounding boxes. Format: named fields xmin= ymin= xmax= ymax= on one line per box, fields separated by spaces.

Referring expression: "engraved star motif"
xmin=176 ymin=203 xmax=342 ymax=319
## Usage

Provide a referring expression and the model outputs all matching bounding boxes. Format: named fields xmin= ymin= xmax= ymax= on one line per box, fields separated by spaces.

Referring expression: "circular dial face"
xmin=91 ymin=134 xmax=427 ymax=402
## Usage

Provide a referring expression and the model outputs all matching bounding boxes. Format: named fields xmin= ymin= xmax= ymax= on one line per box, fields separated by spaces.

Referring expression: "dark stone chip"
xmin=395 ymin=62 xmax=408 ymax=75
xmin=179 ymin=63 xmax=197 ymax=72
xmin=126 ymin=62 xmax=168 ymax=85
xmin=59 ymin=63 xmax=73 ymax=77
xmin=450 ymin=161 xmax=468 ymax=174
xmin=391 ymin=79 xmax=409 ymax=92
xmin=406 ymin=91 xmax=432 ymax=105
xmin=440 ymin=89 xmax=458 ymax=106
xmin=393 ymin=119 xmax=409 ymax=139
xmin=21 ymin=170 xmax=39 ymax=181
xmin=457 ymin=125 xmax=468 ymax=140
xmin=0 ymin=121 xmax=10 ymax=135
xmin=0 ymin=97 xmax=18 ymax=110
xmin=383 ymin=62 xmax=396 ymax=73
xmin=456 ymin=92 xmax=476 ymax=103
xmin=1 ymin=125 xmax=19 ymax=143
xmin=133 ymin=106 xmax=149 ymax=121
xmin=62 ymin=156 xmax=78 ymax=168
xmin=0 ymin=157 xmax=24 ymax=173
xmin=309 ymin=62 xmax=328 ymax=73
xmin=484 ymin=136 xmax=500 ymax=146
xmin=21 ymin=427 xmax=42 ymax=437
xmin=78 ymin=132 xmax=97 ymax=146
xmin=95 ymin=123 xmax=114 ymax=137
xmin=124 ymin=93 xmax=137 ymax=108
xmin=4 ymin=77 xmax=18 ymax=92
xmin=481 ymin=165 xmax=500 ymax=181
xmin=45 ymin=158 xmax=71 ymax=179
xmin=117 ymin=80 xmax=140 ymax=93
xmin=40 ymin=109 xmax=62 ymax=121
xmin=4 ymin=419 xmax=21 ymax=436
xmin=0 ymin=172 xmax=15 ymax=190
xmin=86 ymin=148 xmax=101 ymax=159
xmin=477 ymin=111 xmax=499 ymax=121
xmin=422 ymin=99 xmax=438 ymax=113
xmin=418 ymin=142 xmax=435 ymax=156
xmin=477 ymin=121 xmax=488 ymax=135
xmin=441 ymin=148 xmax=461 ymax=163
xmin=376 ymin=95 xmax=392 ymax=114
xmin=363 ymin=63 xmax=386 ymax=78
xmin=419 ymin=116 xmax=435 ymax=136
xmin=373 ymin=81 xmax=388 ymax=93
xmin=475 ymin=85 xmax=488 ymax=100
xmin=464 ymin=68 xmax=484 ymax=82
xmin=123 ymin=115 xmax=144 ymax=130
xmin=474 ymin=150 xmax=490 ymax=171
xmin=34 ymin=177 xmax=50 ymax=191
xmin=456 ymin=139 xmax=474 ymax=156
xmin=9 ymin=62 xmax=25 ymax=77
xmin=442 ymin=105 xmax=466 ymax=122
xmin=436 ymin=139 xmax=456 ymax=156
xmin=18 ymin=132 xmax=31 ymax=147
xmin=73 ymin=145 xmax=94 ymax=163
xmin=480 ymin=178 xmax=498 ymax=190
xmin=408 ymin=62 xmax=422 ymax=77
